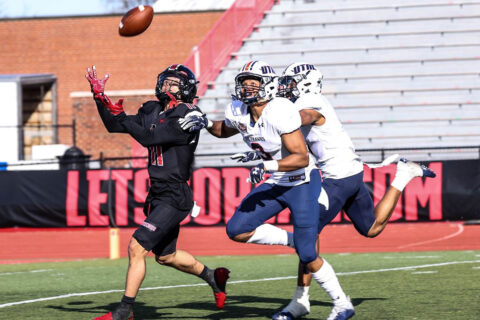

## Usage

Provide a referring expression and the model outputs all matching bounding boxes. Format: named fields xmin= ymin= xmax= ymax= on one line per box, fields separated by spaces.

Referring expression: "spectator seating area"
xmin=194 ymin=0 xmax=480 ymax=167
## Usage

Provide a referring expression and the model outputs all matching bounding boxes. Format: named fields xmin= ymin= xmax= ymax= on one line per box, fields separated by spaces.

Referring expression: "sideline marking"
xmin=398 ymin=223 xmax=464 ymax=249
xmin=0 ymin=269 xmax=52 ymax=276
xmin=1 ymin=260 xmax=479 ymax=309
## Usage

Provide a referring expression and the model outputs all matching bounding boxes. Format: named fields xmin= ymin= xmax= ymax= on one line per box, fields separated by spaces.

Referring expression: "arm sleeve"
xmin=117 ymin=106 xmax=195 ymax=147
xmin=95 ymin=98 xmax=140 ymax=133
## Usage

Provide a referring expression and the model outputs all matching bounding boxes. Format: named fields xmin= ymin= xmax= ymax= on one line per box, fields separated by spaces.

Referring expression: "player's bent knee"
xmin=128 ymin=237 xmax=148 ymax=259
xmin=155 ymin=252 xmax=175 ymax=265
xmin=366 ymin=230 xmax=380 ymax=238
xmin=297 ymin=250 xmax=318 ymax=265
xmin=226 ymin=220 xmax=244 ymax=240
xmin=366 ymin=223 xmax=383 ymax=238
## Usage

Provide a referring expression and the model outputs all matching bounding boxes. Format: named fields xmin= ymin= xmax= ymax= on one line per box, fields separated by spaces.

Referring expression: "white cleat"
xmin=397 ymin=158 xmax=436 ymax=179
xmin=272 ymin=295 xmax=310 ymax=320
xmin=326 ymin=297 xmax=355 ymax=320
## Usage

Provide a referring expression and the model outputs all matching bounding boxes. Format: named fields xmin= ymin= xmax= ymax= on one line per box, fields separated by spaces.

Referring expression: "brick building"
xmin=0 ymin=11 xmax=223 ymax=161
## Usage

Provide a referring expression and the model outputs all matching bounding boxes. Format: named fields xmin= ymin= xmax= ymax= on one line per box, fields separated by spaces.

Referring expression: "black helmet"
xmin=155 ymin=64 xmax=198 ymax=104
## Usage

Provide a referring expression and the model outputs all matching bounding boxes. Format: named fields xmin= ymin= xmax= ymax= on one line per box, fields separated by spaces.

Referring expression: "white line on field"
xmin=0 ymin=269 xmax=53 ymax=276
xmin=411 ymin=271 xmax=438 ymax=274
xmin=383 ymin=255 xmax=440 ymax=259
xmin=397 ymin=223 xmax=464 ymax=249
xmin=1 ymin=260 xmax=479 ymax=309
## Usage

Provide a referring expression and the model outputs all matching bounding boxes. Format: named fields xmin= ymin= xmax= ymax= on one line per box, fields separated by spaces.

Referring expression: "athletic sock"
xmin=121 ymin=295 xmax=136 ymax=305
xmin=198 ymin=266 xmax=220 ymax=292
xmin=311 ymin=259 xmax=347 ymax=304
xmin=112 ymin=295 xmax=135 ymax=320
xmin=391 ymin=159 xmax=423 ymax=191
xmin=246 ymin=224 xmax=294 ymax=247
xmin=293 ymin=285 xmax=310 ymax=299
xmin=283 ymin=286 xmax=311 ymax=316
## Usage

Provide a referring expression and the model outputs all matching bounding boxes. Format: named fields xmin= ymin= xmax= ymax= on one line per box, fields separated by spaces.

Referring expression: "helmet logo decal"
xmin=261 ymin=66 xmax=275 ymax=74
xmin=242 ymin=61 xmax=257 ymax=71
xmin=293 ymin=64 xmax=315 ymax=74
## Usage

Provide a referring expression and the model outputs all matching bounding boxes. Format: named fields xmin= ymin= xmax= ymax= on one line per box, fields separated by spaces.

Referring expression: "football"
xmin=118 ymin=5 xmax=154 ymax=37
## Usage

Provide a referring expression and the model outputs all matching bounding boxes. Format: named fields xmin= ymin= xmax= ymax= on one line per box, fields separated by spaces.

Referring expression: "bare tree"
xmin=102 ymin=0 xmax=157 ymax=13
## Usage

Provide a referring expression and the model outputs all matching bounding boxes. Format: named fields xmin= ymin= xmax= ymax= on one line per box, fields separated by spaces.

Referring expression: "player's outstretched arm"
xmin=178 ymin=113 xmax=238 ymax=138
xmin=209 ymin=120 xmax=239 ymax=138
xmin=299 ymin=109 xmax=324 ymax=126
xmin=85 ymin=65 xmax=138 ymax=133
xmin=118 ymin=114 xmax=192 ymax=147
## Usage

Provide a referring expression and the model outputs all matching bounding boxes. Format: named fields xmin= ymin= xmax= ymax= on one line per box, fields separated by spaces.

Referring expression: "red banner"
xmin=1 ymin=160 xmax=478 ymax=228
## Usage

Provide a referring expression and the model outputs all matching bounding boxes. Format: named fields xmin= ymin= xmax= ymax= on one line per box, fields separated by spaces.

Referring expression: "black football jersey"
xmin=96 ymin=99 xmax=201 ymax=182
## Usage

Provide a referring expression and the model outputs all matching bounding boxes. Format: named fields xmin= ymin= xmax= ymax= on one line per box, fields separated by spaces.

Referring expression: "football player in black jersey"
xmin=86 ymin=64 xmax=229 ymax=320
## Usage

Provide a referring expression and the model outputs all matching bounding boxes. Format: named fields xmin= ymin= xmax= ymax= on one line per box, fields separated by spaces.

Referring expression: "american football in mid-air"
xmin=118 ymin=5 xmax=154 ymax=37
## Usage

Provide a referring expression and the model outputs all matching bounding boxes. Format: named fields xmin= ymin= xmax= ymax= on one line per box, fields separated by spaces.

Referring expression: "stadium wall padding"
xmin=0 ymin=160 xmax=478 ymax=227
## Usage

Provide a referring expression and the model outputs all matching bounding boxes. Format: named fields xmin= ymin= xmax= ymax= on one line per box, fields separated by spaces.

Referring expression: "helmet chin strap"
xmin=166 ymin=91 xmax=179 ymax=109
xmin=158 ymin=90 xmax=180 ymax=109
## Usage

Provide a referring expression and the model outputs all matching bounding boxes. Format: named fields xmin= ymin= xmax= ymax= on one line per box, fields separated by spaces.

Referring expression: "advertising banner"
xmin=0 ymin=160 xmax=478 ymax=227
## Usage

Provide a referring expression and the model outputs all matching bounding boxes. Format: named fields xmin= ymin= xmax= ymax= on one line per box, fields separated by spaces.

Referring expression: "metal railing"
xmin=184 ymin=0 xmax=275 ymax=97
xmin=2 ymin=145 xmax=478 ymax=171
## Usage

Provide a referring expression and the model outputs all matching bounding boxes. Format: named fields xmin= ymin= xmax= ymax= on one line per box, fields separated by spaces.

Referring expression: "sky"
xmin=0 ymin=0 xmax=107 ymax=18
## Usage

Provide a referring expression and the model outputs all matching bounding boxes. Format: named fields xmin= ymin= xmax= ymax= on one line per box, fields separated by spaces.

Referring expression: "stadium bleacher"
xmin=195 ymin=0 xmax=480 ymax=167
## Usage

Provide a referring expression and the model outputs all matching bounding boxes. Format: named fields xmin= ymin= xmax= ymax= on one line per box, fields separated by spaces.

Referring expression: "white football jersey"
xmin=225 ymin=98 xmax=316 ymax=186
xmin=295 ymin=93 xmax=363 ymax=179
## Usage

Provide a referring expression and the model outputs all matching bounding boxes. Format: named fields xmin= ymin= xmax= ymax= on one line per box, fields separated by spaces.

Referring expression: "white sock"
xmin=311 ymin=259 xmax=347 ymax=303
xmin=391 ymin=160 xmax=422 ymax=191
xmin=246 ymin=224 xmax=294 ymax=247
xmin=293 ymin=285 xmax=309 ymax=299
xmin=283 ymin=286 xmax=310 ymax=315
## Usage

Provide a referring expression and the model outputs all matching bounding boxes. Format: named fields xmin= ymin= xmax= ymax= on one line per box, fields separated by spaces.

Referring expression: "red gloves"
xmin=85 ymin=66 xmax=125 ymax=116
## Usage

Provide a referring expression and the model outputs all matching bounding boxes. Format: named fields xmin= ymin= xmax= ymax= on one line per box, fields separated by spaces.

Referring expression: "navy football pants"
xmin=226 ymin=170 xmax=322 ymax=264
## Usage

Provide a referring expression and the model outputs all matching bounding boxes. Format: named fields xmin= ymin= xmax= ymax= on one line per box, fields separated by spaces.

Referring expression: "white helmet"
xmin=278 ymin=62 xmax=323 ymax=101
xmin=235 ymin=61 xmax=278 ymax=105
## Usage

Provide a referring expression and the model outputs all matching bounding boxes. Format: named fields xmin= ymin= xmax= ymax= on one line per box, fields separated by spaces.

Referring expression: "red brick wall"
xmin=0 ymin=12 xmax=223 ymax=158
xmin=73 ymin=95 xmax=151 ymax=160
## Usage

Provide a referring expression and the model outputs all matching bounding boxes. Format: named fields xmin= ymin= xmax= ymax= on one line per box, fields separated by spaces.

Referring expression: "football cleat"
xmin=272 ymin=311 xmax=295 ymax=320
xmin=213 ymin=267 xmax=230 ymax=309
xmin=93 ymin=311 xmax=134 ymax=320
xmin=326 ymin=297 xmax=355 ymax=320
xmin=398 ymin=158 xmax=436 ymax=178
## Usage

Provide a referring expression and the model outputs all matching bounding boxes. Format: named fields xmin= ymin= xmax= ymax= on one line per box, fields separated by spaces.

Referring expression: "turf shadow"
xmin=46 ymin=301 xmax=167 ymax=319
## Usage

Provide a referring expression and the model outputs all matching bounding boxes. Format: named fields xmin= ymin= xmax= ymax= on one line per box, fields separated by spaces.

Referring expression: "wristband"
xmin=206 ymin=119 xmax=213 ymax=129
xmin=263 ymin=160 xmax=279 ymax=172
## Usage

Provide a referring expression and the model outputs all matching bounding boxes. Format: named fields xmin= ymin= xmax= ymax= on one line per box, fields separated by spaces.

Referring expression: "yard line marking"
xmin=1 ymin=260 xmax=479 ymax=309
xmin=411 ymin=271 xmax=438 ymax=274
xmin=0 ymin=269 xmax=52 ymax=276
xmin=398 ymin=223 xmax=464 ymax=249
xmin=383 ymin=255 xmax=440 ymax=259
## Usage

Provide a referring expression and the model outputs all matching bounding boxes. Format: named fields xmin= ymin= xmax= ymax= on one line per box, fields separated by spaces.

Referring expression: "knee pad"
xmin=297 ymin=247 xmax=318 ymax=265
xmin=293 ymin=226 xmax=318 ymax=264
